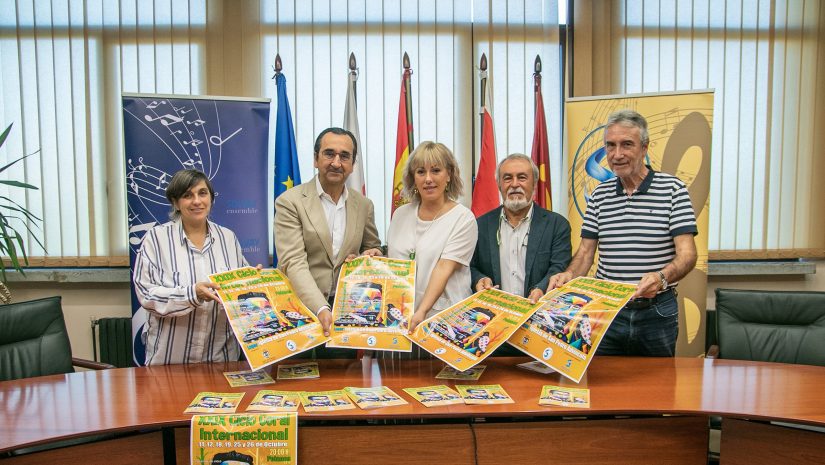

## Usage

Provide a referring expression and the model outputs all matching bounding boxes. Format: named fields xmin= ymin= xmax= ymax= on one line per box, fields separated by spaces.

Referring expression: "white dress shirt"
xmin=316 ymin=177 xmax=348 ymax=296
xmin=498 ymin=205 xmax=533 ymax=295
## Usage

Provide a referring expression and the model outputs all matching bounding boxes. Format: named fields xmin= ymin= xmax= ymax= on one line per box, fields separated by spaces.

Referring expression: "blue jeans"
xmin=596 ymin=291 xmax=679 ymax=357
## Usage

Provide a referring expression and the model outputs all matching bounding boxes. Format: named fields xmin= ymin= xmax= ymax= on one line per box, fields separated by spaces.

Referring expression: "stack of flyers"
xmin=223 ymin=369 xmax=276 ymax=387
xmin=435 ymin=365 xmax=486 ymax=381
xmin=184 ymin=392 xmax=245 ymax=414
xmin=516 ymin=361 xmax=556 ymax=375
xmin=246 ymin=390 xmax=301 ymax=412
xmin=344 ymin=386 xmax=408 ymax=409
xmin=299 ymin=390 xmax=356 ymax=412
xmin=539 ymin=385 xmax=591 ymax=408
xmin=277 ymin=362 xmax=320 ymax=380
xmin=455 ymin=385 xmax=514 ymax=405
xmin=403 ymin=385 xmax=463 ymax=407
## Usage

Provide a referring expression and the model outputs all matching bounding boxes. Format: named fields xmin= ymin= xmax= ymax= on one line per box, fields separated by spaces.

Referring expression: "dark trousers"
xmin=596 ymin=290 xmax=679 ymax=357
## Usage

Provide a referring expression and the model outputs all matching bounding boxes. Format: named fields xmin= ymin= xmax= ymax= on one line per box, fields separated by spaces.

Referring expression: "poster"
xmin=566 ymin=91 xmax=713 ymax=355
xmin=223 ymin=369 xmax=275 ymax=387
xmin=343 ymin=386 xmax=408 ymax=409
xmin=184 ymin=392 xmax=245 ymax=414
xmin=190 ymin=413 xmax=297 ymax=465
xmin=329 ymin=256 xmax=415 ymax=351
xmin=246 ymin=391 xmax=301 ymax=412
xmin=539 ymin=385 xmax=591 ymax=408
xmin=276 ymin=362 xmax=320 ymax=380
xmin=409 ymin=289 xmax=540 ymax=371
xmin=403 ymin=385 xmax=463 ymax=407
xmin=509 ymin=277 xmax=636 ymax=383
xmin=455 ymin=385 xmax=514 ymax=405
xmin=210 ymin=267 xmax=328 ymax=370
xmin=123 ymin=94 xmax=271 ymax=365
xmin=299 ymin=390 xmax=356 ymax=412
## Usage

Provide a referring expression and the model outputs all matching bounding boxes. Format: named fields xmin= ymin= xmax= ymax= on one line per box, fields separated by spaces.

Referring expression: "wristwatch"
xmin=657 ymin=271 xmax=668 ymax=291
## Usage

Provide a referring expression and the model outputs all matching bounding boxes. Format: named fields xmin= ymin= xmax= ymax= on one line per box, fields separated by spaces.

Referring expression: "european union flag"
xmin=273 ymin=73 xmax=301 ymax=266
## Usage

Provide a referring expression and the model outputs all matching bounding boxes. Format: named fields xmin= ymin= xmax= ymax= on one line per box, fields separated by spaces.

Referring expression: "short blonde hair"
xmin=402 ymin=141 xmax=464 ymax=202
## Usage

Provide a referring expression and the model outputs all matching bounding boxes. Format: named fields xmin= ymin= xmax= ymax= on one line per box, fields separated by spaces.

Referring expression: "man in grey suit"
xmin=470 ymin=154 xmax=572 ymax=303
xmin=275 ymin=127 xmax=382 ymax=338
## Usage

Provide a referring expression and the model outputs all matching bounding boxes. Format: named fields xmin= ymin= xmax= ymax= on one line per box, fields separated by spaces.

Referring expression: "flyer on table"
xmin=246 ymin=390 xmax=301 ymax=412
xmin=276 ymin=362 xmax=320 ymax=380
xmin=328 ymin=256 xmax=415 ymax=352
xmin=184 ymin=392 xmax=245 ymax=414
xmin=509 ymin=277 xmax=636 ymax=383
xmin=539 ymin=385 xmax=591 ymax=408
xmin=223 ymin=369 xmax=276 ymax=387
xmin=209 ymin=267 xmax=328 ymax=370
xmin=344 ymin=386 xmax=408 ymax=409
xmin=409 ymin=289 xmax=540 ymax=371
xmin=299 ymin=390 xmax=356 ymax=412
xmin=435 ymin=365 xmax=486 ymax=381
xmin=190 ymin=412 xmax=297 ymax=465
xmin=455 ymin=384 xmax=514 ymax=405
xmin=403 ymin=385 xmax=464 ymax=407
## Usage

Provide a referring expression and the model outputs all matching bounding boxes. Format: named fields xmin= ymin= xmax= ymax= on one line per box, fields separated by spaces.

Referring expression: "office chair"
xmin=0 ymin=295 xmax=112 ymax=381
xmin=707 ymin=288 xmax=825 ymax=365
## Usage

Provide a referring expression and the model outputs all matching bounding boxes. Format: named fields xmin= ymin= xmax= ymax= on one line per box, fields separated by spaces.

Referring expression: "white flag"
xmin=344 ymin=69 xmax=366 ymax=194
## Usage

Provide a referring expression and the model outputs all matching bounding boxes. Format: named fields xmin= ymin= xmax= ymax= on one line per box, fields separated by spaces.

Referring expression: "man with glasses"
xmin=275 ymin=128 xmax=382 ymax=343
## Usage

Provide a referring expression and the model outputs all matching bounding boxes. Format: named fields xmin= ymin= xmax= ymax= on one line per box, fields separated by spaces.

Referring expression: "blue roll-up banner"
xmin=122 ymin=94 xmax=271 ymax=365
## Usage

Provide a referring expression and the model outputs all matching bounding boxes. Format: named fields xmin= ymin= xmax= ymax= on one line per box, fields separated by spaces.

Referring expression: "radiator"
xmin=93 ymin=317 xmax=133 ymax=368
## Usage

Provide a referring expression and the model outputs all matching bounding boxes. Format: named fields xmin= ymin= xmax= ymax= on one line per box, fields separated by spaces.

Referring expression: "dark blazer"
xmin=470 ymin=203 xmax=572 ymax=297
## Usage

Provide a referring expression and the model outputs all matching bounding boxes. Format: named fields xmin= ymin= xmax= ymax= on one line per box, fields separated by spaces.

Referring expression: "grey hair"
xmin=605 ymin=109 xmax=650 ymax=146
xmin=496 ymin=153 xmax=539 ymax=187
xmin=402 ymin=141 xmax=464 ymax=202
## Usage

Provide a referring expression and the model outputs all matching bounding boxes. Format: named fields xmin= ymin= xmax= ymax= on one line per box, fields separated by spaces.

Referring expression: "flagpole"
xmin=477 ymin=54 xmax=488 ymax=182
xmin=349 ymin=52 xmax=357 ymax=100
xmin=534 ymin=55 xmax=542 ymax=115
xmin=273 ymin=53 xmax=282 ymax=80
xmin=403 ymin=52 xmax=414 ymax=151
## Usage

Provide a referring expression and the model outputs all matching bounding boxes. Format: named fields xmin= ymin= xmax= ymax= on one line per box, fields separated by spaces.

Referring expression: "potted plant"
xmin=0 ymin=123 xmax=44 ymax=303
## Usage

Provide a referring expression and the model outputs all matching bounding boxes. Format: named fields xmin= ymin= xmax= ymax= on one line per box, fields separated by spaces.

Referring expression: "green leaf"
xmin=0 ymin=149 xmax=40 ymax=175
xmin=0 ymin=180 xmax=38 ymax=190
xmin=0 ymin=124 xmax=11 ymax=149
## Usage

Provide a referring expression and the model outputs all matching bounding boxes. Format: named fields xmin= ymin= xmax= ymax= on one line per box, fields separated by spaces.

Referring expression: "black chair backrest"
xmin=0 ymin=296 xmax=74 ymax=381
xmin=715 ymin=288 xmax=825 ymax=366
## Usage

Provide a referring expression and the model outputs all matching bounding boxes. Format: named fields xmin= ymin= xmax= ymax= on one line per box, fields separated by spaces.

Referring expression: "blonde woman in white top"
xmin=387 ymin=142 xmax=478 ymax=338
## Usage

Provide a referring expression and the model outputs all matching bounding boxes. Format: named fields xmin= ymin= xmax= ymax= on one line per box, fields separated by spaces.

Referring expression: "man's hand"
xmin=527 ymin=288 xmax=544 ymax=304
xmin=408 ymin=310 xmax=427 ymax=333
xmin=547 ymin=271 xmax=574 ymax=291
xmin=195 ymin=282 xmax=221 ymax=303
xmin=317 ymin=307 xmax=333 ymax=336
xmin=475 ymin=277 xmax=497 ymax=292
xmin=632 ymin=272 xmax=662 ymax=299
xmin=361 ymin=248 xmax=383 ymax=257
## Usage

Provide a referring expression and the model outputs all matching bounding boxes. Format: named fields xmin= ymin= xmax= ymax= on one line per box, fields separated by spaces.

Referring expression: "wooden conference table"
xmin=2 ymin=356 xmax=825 ymax=464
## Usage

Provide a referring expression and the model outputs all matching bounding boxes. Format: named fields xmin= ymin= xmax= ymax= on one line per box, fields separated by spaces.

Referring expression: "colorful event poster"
xmin=209 ymin=267 xmax=328 ymax=370
xmin=223 ymin=369 xmax=276 ymax=387
xmin=403 ymin=385 xmax=463 ymax=407
xmin=246 ymin=390 xmax=301 ymax=412
xmin=509 ymin=277 xmax=636 ymax=383
xmin=410 ymin=289 xmax=541 ymax=371
xmin=184 ymin=392 xmax=245 ymax=414
xmin=299 ymin=390 xmax=356 ymax=412
xmin=455 ymin=385 xmax=514 ymax=405
xmin=435 ymin=365 xmax=486 ymax=381
xmin=276 ymin=362 xmax=320 ymax=380
xmin=344 ymin=386 xmax=408 ymax=409
xmin=328 ymin=256 xmax=415 ymax=352
xmin=539 ymin=385 xmax=591 ymax=408
xmin=190 ymin=412 xmax=297 ymax=465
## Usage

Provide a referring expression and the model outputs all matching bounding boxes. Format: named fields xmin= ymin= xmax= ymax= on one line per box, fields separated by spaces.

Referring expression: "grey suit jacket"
xmin=469 ymin=203 xmax=572 ymax=296
xmin=275 ymin=177 xmax=382 ymax=313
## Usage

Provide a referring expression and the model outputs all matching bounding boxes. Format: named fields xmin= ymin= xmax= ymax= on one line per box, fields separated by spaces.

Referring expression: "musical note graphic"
xmin=209 ymin=127 xmax=242 ymax=146
xmin=146 ymin=100 xmax=167 ymax=109
xmin=129 ymin=222 xmax=158 ymax=246
xmin=183 ymin=139 xmax=204 ymax=147
xmin=144 ymin=114 xmax=183 ymax=126
xmin=187 ymin=119 xmax=206 ymax=127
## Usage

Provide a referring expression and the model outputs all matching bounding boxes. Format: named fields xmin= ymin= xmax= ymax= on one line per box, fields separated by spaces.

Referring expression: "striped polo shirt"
xmin=581 ymin=168 xmax=697 ymax=285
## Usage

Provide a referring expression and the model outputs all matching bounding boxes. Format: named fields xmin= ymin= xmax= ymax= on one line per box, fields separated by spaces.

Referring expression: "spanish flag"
xmin=392 ymin=67 xmax=413 ymax=216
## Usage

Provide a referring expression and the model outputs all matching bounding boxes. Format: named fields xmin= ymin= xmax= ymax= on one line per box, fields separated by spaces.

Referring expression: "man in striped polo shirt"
xmin=548 ymin=109 xmax=697 ymax=356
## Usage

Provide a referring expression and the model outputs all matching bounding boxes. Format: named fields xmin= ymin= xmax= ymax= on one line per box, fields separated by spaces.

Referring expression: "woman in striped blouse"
xmin=134 ymin=169 xmax=248 ymax=365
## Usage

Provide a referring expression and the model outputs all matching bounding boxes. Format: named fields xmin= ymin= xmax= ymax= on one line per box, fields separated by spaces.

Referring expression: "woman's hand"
xmin=195 ymin=282 xmax=221 ymax=303
xmin=408 ymin=310 xmax=428 ymax=333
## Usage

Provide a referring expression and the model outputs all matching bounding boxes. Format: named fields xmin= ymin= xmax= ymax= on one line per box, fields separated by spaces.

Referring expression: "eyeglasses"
xmin=320 ymin=150 xmax=353 ymax=162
